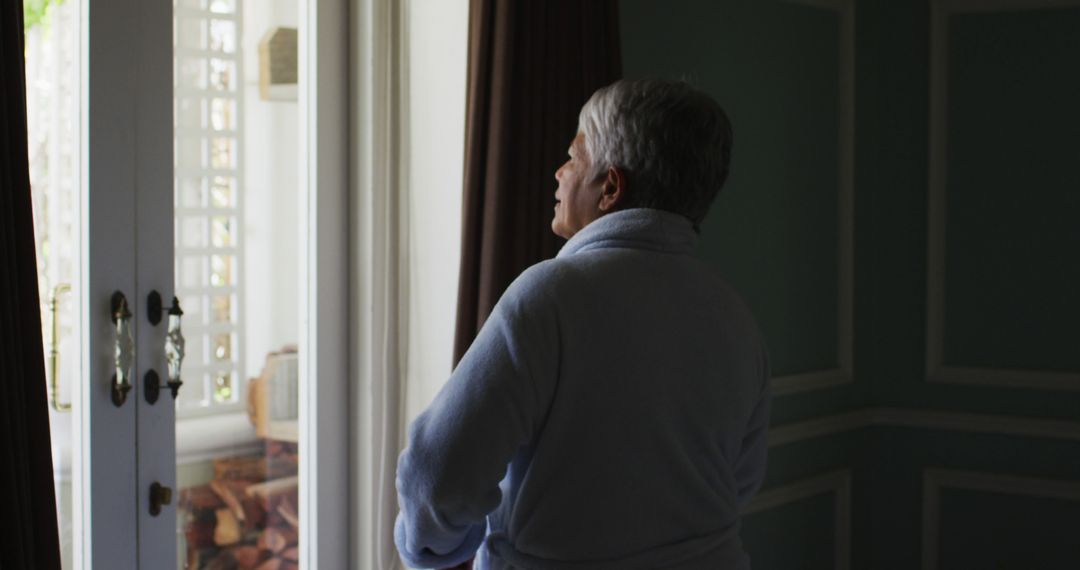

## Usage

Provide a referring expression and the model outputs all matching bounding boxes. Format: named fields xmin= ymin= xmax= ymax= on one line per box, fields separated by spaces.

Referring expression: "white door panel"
xmin=135 ymin=0 xmax=177 ymax=565
xmin=81 ymin=0 xmax=141 ymax=566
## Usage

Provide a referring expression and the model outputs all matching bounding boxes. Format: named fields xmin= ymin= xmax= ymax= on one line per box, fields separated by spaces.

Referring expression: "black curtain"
xmin=454 ymin=0 xmax=623 ymax=364
xmin=1 ymin=1 xmax=63 ymax=568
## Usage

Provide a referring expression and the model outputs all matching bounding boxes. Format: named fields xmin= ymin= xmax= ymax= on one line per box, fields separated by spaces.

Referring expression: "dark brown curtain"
xmin=1 ymin=1 xmax=63 ymax=569
xmin=454 ymin=0 xmax=623 ymax=364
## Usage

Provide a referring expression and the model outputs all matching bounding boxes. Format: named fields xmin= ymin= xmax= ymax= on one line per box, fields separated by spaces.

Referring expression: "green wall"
xmin=622 ymin=0 xmax=1080 ymax=567
xmin=859 ymin=2 xmax=1080 ymax=567
xmin=942 ymin=9 xmax=1080 ymax=372
xmin=621 ymin=0 xmax=866 ymax=427
xmin=860 ymin=1 xmax=1080 ymax=417
xmin=622 ymin=0 xmax=869 ymax=565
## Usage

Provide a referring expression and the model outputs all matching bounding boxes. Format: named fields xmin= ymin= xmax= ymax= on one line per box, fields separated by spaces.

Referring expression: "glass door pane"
xmin=173 ymin=0 xmax=305 ymax=567
xmin=26 ymin=1 xmax=81 ymax=566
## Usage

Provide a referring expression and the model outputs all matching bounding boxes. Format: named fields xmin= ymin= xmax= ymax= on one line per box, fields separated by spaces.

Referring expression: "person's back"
xmin=475 ymin=210 xmax=770 ymax=568
xmin=395 ymin=79 xmax=772 ymax=569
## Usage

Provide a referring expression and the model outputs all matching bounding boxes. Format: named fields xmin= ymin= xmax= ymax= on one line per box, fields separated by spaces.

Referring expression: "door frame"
xmin=74 ymin=0 xmax=352 ymax=565
xmin=297 ymin=0 xmax=350 ymax=567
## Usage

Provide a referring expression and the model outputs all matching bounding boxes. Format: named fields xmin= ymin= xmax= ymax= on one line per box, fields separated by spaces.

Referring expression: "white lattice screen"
xmin=174 ymin=0 xmax=246 ymax=414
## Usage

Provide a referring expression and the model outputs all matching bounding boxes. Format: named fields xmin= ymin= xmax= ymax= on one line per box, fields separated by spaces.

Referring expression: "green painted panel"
xmin=943 ymin=8 xmax=1080 ymax=372
xmin=857 ymin=0 xmax=1080 ymax=417
xmin=744 ymin=435 xmax=870 ymax=567
xmin=747 ymin=434 xmax=872 ymax=568
xmin=742 ymin=492 xmax=836 ymax=569
xmin=853 ymin=0 xmax=933 ymax=402
xmin=938 ymin=488 xmax=1080 ymax=568
xmin=620 ymin=0 xmax=841 ymax=377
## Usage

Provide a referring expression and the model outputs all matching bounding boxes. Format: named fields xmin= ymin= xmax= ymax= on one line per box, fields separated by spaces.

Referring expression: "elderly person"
xmin=395 ymin=79 xmax=771 ymax=569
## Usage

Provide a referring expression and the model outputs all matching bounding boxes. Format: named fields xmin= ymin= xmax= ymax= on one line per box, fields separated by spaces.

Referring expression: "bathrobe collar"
xmin=556 ymin=208 xmax=698 ymax=259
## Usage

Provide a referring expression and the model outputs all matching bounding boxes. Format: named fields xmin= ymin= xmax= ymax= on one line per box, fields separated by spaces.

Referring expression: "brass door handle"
xmin=47 ymin=283 xmax=72 ymax=412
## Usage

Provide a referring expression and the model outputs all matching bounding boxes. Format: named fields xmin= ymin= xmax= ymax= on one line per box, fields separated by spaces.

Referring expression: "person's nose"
xmin=557 ymin=160 xmax=574 ymax=183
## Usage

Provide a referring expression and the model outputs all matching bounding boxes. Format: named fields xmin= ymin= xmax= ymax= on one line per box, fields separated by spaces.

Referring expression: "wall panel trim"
xmin=922 ymin=468 xmax=1080 ymax=570
xmin=769 ymin=407 xmax=1080 ymax=447
xmin=744 ymin=470 xmax=852 ymax=570
xmin=773 ymin=0 xmax=857 ymax=397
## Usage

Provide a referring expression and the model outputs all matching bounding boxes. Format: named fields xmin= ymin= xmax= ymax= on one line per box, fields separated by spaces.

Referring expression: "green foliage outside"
xmin=24 ymin=0 xmax=65 ymax=31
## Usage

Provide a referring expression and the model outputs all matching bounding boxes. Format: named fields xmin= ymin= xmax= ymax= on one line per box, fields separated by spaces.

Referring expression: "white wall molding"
xmin=768 ymin=407 xmax=1080 ymax=448
xmin=773 ymin=0 xmax=856 ymax=397
xmin=922 ymin=468 xmax=1080 ymax=570
xmin=871 ymin=408 xmax=1080 ymax=442
xmin=744 ymin=470 xmax=852 ymax=570
xmin=937 ymin=0 xmax=1080 ymax=11
xmin=929 ymin=366 xmax=1080 ymax=392
xmin=925 ymin=0 xmax=1080 ymax=392
xmin=773 ymin=366 xmax=852 ymax=397
xmin=175 ymin=412 xmax=261 ymax=465
xmin=768 ymin=409 xmax=872 ymax=447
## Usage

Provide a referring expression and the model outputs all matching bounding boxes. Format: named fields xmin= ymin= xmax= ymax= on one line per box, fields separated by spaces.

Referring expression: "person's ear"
xmin=598 ymin=166 xmax=626 ymax=212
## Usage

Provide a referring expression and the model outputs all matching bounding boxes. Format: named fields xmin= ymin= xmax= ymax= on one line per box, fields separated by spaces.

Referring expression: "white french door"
xmin=77 ymin=0 xmax=146 ymax=566
xmin=29 ymin=0 xmax=347 ymax=566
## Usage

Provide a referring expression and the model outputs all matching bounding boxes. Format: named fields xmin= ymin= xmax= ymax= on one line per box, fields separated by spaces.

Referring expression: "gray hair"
xmin=577 ymin=79 xmax=733 ymax=228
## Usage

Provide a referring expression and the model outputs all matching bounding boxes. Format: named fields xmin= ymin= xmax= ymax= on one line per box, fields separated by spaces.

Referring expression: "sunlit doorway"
xmin=25 ymin=0 xmax=82 ymax=566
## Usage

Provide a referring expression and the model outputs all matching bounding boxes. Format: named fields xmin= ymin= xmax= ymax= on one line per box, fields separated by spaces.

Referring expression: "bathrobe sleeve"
xmin=394 ymin=265 xmax=562 ymax=569
xmin=735 ymin=346 xmax=771 ymax=509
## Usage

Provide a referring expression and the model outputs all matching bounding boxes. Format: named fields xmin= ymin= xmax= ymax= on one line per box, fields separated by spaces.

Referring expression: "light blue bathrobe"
xmin=395 ymin=208 xmax=771 ymax=569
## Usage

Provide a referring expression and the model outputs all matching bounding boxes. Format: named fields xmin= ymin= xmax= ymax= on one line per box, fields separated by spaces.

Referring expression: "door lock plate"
xmin=149 ymin=482 xmax=172 ymax=517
